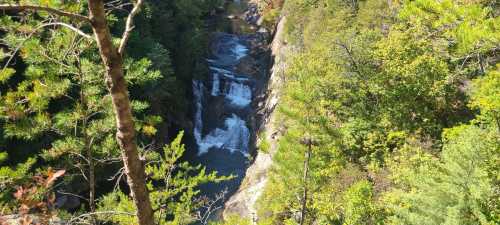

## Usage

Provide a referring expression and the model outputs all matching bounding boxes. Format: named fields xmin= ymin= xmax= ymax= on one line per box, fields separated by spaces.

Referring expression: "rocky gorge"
xmin=186 ymin=0 xmax=288 ymax=223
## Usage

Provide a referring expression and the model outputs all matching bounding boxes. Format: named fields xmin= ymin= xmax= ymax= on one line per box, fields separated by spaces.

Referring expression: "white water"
xmin=196 ymin=114 xmax=250 ymax=155
xmin=193 ymin=34 xmax=252 ymax=156
xmin=193 ymin=80 xmax=205 ymax=145
xmin=209 ymin=66 xmax=249 ymax=81
xmin=212 ymin=73 xmax=220 ymax=96
xmin=226 ymin=82 xmax=252 ymax=107
xmin=209 ymin=66 xmax=232 ymax=74
xmin=232 ymin=42 xmax=248 ymax=60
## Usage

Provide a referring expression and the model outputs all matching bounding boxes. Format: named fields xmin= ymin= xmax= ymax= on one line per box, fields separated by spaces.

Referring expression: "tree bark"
xmin=86 ymin=1 xmax=154 ymax=225
xmin=299 ymin=141 xmax=311 ymax=225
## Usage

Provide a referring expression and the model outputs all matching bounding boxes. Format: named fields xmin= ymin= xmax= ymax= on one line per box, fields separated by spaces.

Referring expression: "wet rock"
xmin=236 ymin=56 xmax=258 ymax=76
xmin=205 ymin=95 xmax=228 ymax=124
xmin=257 ymin=27 xmax=271 ymax=42
xmin=244 ymin=3 xmax=261 ymax=25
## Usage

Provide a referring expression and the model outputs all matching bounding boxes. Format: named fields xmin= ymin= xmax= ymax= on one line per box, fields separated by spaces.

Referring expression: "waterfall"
xmin=193 ymin=33 xmax=252 ymax=156
xmin=212 ymin=73 xmax=220 ymax=96
xmin=192 ymin=80 xmax=204 ymax=145
xmin=232 ymin=42 xmax=248 ymax=60
xmin=196 ymin=114 xmax=250 ymax=155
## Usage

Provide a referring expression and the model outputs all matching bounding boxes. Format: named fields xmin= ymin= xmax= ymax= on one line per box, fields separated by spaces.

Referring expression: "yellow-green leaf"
xmin=0 ymin=68 xmax=15 ymax=83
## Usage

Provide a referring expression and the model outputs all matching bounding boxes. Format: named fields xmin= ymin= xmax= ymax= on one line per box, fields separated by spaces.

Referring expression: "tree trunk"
xmin=79 ymin=56 xmax=97 ymax=223
xmin=83 ymin=117 xmax=96 ymax=224
xmin=88 ymin=149 xmax=96 ymax=222
xmin=87 ymin=1 xmax=154 ymax=225
xmin=299 ymin=142 xmax=311 ymax=225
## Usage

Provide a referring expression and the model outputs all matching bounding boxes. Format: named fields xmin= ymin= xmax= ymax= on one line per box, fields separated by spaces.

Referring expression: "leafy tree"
xmin=97 ymin=132 xmax=230 ymax=225
xmin=385 ymin=125 xmax=499 ymax=225
xmin=255 ymin=1 xmax=499 ymax=225
xmin=469 ymin=66 xmax=500 ymax=131
xmin=0 ymin=6 xmax=164 ymax=218
xmin=374 ymin=0 xmax=499 ymax=136
xmin=0 ymin=156 xmax=36 ymax=213
xmin=341 ymin=180 xmax=377 ymax=225
xmin=0 ymin=1 xmax=157 ymax=223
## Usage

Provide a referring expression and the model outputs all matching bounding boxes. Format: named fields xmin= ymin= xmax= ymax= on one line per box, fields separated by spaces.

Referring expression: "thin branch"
xmin=194 ymin=189 xmax=228 ymax=225
xmin=0 ymin=4 xmax=90 ymax=22
xmin=108 ymin=167 xmax=126 ymax=191
xmin=118 ymin=0 xmax=144 ymax=55
xmin=57 ymin=190 xmax=90 ymax=202
xmin=105 ymin=3 xmax=134 ymax=15
xmin=46 ymin=22 xmax=93 ymax=39
xmin=75 ymin=163 xmax=89 ymax=182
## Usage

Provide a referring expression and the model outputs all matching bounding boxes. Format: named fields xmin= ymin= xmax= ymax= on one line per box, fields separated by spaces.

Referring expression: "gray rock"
xmin=1 ymin=215 xmax=65 ymax=225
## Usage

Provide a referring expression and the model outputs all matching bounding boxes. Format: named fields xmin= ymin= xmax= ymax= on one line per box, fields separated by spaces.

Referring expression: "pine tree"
xmin=0 ymin=1 xmax=155 ymax=224
xmin=97 ymin=132 xmax=231 ymax=225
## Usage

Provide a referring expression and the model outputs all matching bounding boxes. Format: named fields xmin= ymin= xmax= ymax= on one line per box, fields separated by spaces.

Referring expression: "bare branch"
xmin=194 ymin=189 xmax=228 ymax=225
xmin=47 ymin=22 xmax=93 ymax=39
xmin=118 ymin=0 xmax=144 ymax=55
xmin=108 ymin=167 xmax=126 ymax=191
xmin=0 ymin=4 xmax=90 ymax=22
xmin=57 ymin=190 xmax=90 ymax=202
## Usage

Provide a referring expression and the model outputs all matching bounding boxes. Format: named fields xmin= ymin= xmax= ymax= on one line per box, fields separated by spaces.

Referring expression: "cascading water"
xmin=226 ymin=82 xmax=252 ymax=107
xmin=193 ymin=34 xmax=252 ymax=157
xmin=191 ymin=33 xmax=254 ymax=198
xmin=192 ymin=80 xmax=205 ymax=146
xmin=196 ymin=114 xmax=250 ymax=155
xmin=211 ymin=73 xmax=220 ymax=96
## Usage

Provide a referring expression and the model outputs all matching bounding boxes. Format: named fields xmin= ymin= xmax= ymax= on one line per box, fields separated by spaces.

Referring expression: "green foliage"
xmin=257 ymin=0 xmax=499 ymax=224
xmin=97 ymin=191 xmax=137 ymax=225
xmin=0 ymin=68 xmax=15 ymax=84
xmin=470 ymin=66 xmax=500 ymax=127
xmin=342 ymin=180 xmax=377 ymax=225
xmin=211 ymin=214 xmax=252 ymax=225
xmin=257 ymin=132 xmax=271 ymax=153
xmin=0 ymin=157 xmax=36 ymax=212
xmin=0 ymin=0 xmax=225 ymax=223
xmin=384 ymin=125 xmax=499 ymax=225
xmin=0 ymin=18 xmax=145 ymax=213
xmin=98 ymin=132 xmax=232 ymax=225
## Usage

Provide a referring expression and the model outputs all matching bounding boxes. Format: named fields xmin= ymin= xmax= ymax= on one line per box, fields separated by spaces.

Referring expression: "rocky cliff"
xmin=222 ymin=15 xmax=289 ymax=223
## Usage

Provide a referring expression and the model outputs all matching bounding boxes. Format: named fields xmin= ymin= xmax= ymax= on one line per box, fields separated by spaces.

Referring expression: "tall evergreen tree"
xmin=0 ymin=1 xmax=155 ymax=224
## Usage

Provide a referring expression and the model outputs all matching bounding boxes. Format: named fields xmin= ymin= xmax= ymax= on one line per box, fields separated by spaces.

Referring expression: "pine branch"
xmin=0 ymin=4 xmax=90 ymax=22
xmin=2 ymin=22 xmax=92 ymax=70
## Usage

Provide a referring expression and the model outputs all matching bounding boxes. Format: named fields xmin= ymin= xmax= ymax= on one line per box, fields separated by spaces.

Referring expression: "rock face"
xmin=222 ymin=16 xmax=288 ymax=223
xmin=0 ymin=215 xmax=65 ymax=225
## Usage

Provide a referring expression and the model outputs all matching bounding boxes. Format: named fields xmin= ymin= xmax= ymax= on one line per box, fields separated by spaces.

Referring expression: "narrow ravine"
xmin=190 ymin=33 xmax=254 ymax=197
xmin=186 ymin=0 xmax=277 ymax=222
